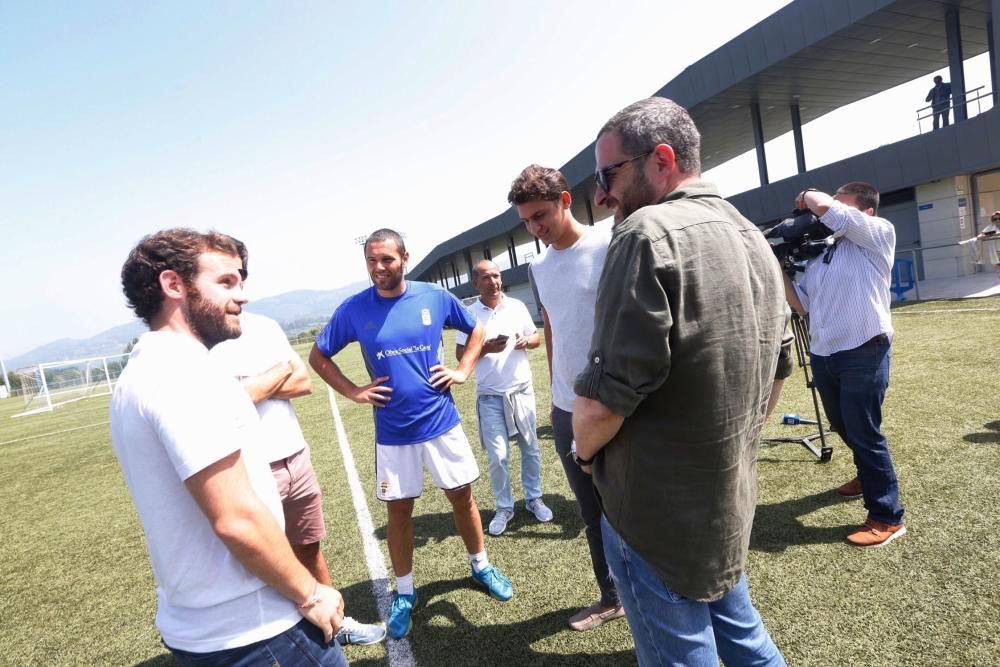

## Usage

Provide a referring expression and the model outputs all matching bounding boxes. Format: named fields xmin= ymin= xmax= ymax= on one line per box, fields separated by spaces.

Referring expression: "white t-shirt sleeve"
xmin=261 ymin=316 xmax=295 ymax=359
xmin=148 ymin=371 xmax=255 ymax=481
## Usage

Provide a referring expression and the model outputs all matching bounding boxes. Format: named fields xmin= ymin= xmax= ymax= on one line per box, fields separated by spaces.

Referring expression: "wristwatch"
xmin=570 ymin=440 xmax=595 ymax=466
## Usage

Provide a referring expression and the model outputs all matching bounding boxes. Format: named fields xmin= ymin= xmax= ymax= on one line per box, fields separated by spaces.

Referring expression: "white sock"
xmin=396 ymin=572 xmax=415 ymax=596
xmin=469 ymin=550 xmax=490 ymax=573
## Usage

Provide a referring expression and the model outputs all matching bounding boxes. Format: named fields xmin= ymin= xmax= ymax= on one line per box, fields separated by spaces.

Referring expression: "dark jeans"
xmin=551 ymin=406 xmax=619 ymax=608
xmin=811 ymin=339 xmax=904 ymax=524
xmin=167 ymin=619 xmax=348 ymax=667
xmin=932 ymin=108 xmax=950 ymax=129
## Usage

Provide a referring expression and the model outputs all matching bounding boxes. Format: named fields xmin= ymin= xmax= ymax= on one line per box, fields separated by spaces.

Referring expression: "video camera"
xmin=764 ymin=209 xmax=834 ymax=274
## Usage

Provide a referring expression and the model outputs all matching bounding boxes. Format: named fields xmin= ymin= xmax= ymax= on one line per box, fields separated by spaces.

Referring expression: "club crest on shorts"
xmin=379 ymin=479 xmax=390 ymax=495
xmin=420 ymin=308 xmax=431 ymax=326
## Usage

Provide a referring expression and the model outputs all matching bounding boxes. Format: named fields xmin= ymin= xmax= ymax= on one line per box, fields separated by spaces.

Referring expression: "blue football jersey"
xmin=316 ymin=281 xmax=477 ymax=445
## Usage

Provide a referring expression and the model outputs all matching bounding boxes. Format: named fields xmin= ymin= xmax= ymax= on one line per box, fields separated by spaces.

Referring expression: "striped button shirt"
xmin=793 ymin=201 xmax=895 ymax=356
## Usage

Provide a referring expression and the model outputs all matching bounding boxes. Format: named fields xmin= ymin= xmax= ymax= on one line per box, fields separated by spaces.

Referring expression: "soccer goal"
xmin=13 ymin=353 xmax=130 ymax=417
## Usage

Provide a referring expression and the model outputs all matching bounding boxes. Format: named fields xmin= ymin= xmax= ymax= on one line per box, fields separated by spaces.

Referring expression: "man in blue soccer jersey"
xmin=309 ymin=228 xmax=514 ymax=640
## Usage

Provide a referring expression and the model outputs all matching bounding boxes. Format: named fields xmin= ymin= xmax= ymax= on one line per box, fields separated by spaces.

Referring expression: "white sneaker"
xmin=525 ymin=498 xmax=553 ymax=523
xmin=335 ymin=616 xmax=387 ymax=645
xmin=488 ymin=508 xmax=515 ymax=536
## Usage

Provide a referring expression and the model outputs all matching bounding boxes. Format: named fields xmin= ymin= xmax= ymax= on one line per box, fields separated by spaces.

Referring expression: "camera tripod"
xmin=764 ymin=312 xmax=833 ymax=462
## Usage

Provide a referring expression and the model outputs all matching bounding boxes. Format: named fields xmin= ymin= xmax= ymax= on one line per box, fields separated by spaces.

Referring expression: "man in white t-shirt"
xmin=508 ymin=164 xmax=624 ymax=632
xmin=110 ymin=228 xmax=347 ymax=665
xmin=455 ymin=259 xmax=552 ymax=536
xmin=212 ymin=307 xmax=386 ymax=647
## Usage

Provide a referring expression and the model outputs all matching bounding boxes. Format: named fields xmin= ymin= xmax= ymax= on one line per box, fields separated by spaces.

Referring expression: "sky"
xmin=1 ymin=1 xmax=994 ymax=361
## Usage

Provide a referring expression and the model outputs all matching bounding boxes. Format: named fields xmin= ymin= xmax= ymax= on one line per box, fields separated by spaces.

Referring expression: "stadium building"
xmin=408 ymin=0 xmax=1000 ymax=314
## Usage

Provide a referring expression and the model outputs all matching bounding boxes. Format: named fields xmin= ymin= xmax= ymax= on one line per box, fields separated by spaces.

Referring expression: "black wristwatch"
xmin=574 ymin=452 xmax=595 ymax=467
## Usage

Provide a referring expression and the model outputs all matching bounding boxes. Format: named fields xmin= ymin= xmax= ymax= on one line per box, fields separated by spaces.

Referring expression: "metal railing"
xmin=917 ymin=85 xmax=993 ymax=133
xmin=893 ymin=236 xmax=995 ymax=300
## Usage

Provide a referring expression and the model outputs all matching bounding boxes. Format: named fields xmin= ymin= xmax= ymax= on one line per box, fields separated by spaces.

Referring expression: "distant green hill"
xmin=8 ymin=282 xmax=367 ymax=370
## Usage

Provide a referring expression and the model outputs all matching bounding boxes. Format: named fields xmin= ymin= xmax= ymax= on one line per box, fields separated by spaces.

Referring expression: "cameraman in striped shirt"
xmin=784 ymin=182 xmax=906 ymax=548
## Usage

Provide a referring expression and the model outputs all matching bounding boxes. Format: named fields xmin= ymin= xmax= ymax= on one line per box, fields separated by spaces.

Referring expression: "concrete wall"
xmin=506 ymin=282 xmax=540 ymax=323
xmin=914 ymin=176 xmax=978 ymax=278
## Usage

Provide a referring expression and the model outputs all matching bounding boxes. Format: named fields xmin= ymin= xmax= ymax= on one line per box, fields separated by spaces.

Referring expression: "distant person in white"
xmin=785 ymin=183 xmax=906 ymax=549
xmin=455 ymin=259 xmax=552 ymax=536
xmin=975 ymin=210 xmax=1000 ymax=278
xmin=110 ymin=228 xmax=347 ymax=666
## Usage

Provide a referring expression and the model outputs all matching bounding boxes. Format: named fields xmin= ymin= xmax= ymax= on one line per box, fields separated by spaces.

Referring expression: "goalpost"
xmin=13 ymin=352 xmax=130 ymax=417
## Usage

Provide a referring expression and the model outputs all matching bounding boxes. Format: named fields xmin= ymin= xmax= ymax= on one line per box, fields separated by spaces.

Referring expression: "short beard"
xmin=620 ymin=168 xmax=660 ymax=221
xmin=375 ymin=269 xmax=404 ymax=292
xmin=184 ymin=285 xmax=241 ymax=349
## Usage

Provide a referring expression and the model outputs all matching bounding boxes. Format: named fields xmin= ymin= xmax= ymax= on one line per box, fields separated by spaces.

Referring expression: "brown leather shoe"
xmin=836 ymin=477 xmax=863 ymax=498
xmin=568 ymin=602 xmax=626 ymax=631
xmin=846 ymin=518 xmax=907 ymax=547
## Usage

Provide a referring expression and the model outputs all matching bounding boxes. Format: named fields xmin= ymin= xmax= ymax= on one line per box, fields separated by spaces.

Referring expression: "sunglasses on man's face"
xmin=594 ymin=150 xmax=653 ymax=193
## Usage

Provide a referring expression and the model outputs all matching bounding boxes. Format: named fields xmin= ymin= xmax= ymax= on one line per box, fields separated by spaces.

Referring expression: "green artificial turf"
xmin=1 ymin=296 xmax=997 ymax=665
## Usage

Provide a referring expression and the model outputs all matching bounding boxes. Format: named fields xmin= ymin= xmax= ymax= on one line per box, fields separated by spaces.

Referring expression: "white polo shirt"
xmin=455 ymin=295 xmax=537 ymax=394
xmin=110 ymin=331 xmax=299 ymax=652
xmin=211 ymin=312 xmax=308 ymax=462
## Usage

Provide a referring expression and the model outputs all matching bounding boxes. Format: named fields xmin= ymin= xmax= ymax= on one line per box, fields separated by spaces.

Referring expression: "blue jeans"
xmin=166 ymin=619 xmax=348 ymax=666
xmin=476 ymin=391 xmax=543 ymax=511
xmin=602 ymin=517 xmax=785 ymax=667
xmin=811 ymin=339 xmax=904 ymax=524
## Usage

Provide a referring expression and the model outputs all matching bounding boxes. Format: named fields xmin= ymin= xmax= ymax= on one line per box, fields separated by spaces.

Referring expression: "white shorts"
xmin=375 ymin=424 xmax=480 ymax=501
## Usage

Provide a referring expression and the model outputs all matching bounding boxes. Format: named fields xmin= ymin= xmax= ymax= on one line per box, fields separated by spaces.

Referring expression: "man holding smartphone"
xmin=456 ymin=260 xmax=551 ymax=536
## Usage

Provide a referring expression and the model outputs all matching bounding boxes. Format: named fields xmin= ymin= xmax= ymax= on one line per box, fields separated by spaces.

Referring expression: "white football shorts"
xmin=375 ymin=424 xmax=480 ymax=501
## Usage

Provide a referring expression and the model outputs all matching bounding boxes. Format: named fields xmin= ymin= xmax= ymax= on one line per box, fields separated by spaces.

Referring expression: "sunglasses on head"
xmin=594 ymin=150 xmax=653 ymax=193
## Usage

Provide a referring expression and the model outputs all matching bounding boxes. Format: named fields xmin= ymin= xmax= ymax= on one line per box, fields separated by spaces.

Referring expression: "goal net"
xmin=14 ymin=353 xmax=130 ymax=417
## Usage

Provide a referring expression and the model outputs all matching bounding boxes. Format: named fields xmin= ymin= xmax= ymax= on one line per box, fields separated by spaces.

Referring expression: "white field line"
xmin=894 ymin=307 xmax=1000 ymax=315
xmin=0 ymin=421 xmax=108 ymax=446
xmin=326 ymin=386 xmax=415 ymax=666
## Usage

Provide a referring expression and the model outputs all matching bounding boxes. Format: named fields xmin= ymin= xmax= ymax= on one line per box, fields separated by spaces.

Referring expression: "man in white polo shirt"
xmin=455 ymin=259 xmax=552 ymax=536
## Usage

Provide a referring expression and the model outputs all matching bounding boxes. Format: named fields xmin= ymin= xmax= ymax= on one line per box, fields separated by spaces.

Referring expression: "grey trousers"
xmin=551 ymin=406 xmax=619 ymax=608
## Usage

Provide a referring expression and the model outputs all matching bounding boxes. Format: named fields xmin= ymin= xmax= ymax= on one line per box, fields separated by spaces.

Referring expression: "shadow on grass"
xmin=392 ymin=577 xmax=635 ymax=667
xmin=751 ymin=489 xmax=856 ymax=553
xmin=373 ymin=494 xmax=586 ymax=546
xmin=963 ymin=432 xmax=1000 ymax=444
xmin=963 ymin=420 xmax=1000 ymax=444
xmin=134 ymin=654 xmax=176 ymax=666
xmin=335 ymin=578 xmax=636 ymax=666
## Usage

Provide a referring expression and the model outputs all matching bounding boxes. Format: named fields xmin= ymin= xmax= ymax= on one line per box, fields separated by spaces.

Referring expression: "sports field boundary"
xmin=0 ymin=420 xmax=108 ymax=447
xmin=326 ymin=386 xmax=415 ymax=666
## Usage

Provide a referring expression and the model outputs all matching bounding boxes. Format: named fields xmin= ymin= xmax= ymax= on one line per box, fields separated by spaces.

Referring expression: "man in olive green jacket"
xmin=572 ymin=97 xmax=786 ymax=667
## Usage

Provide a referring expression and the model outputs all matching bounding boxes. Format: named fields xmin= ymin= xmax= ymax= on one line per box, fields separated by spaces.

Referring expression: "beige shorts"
xmin=270 ymin=446 xmax=326 ymax=545
xmin=375 ymin=424 xmax=480 ymax=501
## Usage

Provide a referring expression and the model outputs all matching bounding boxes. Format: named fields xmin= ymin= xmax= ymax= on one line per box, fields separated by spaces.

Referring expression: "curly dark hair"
xmin=507 ymin=164 xmax=569 ymax=205
xmin=121 ymin=228 xmax=242 ymax=325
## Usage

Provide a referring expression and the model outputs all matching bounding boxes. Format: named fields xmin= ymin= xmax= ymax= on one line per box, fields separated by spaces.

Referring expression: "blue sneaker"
xmin=471 ymin=564 xmax=513 ymax=601
xmin=335 ymin=616 xmax=387 ymax=646
xmin=387 ymin=592 xmax=417 ymax=639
